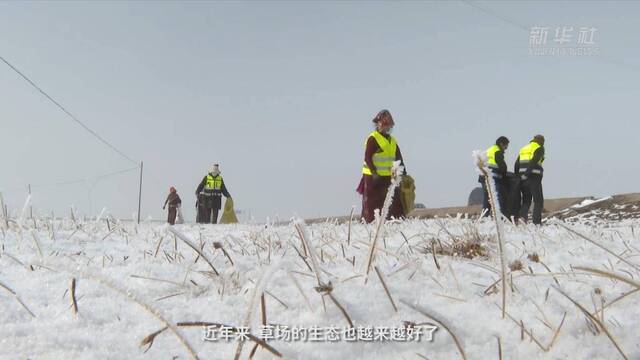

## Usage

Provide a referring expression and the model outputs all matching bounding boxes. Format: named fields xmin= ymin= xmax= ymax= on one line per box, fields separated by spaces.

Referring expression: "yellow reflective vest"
xmin=518 ymin=142 xmax=544 ymax=175
xmin=362 ymin=131 xmax=397 ymax=176
xmin=486 ymin=144 xmax=502 ymax=177
xmin=205 ymin=175 xmax=223 ymax=192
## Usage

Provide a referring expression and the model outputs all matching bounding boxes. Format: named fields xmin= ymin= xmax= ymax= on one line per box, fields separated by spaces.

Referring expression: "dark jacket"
xmin=163 ymin=193 xmax=181 ymax=208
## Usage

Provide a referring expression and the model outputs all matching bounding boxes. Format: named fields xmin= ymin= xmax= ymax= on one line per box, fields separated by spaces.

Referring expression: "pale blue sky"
xmin=1 ymin=1 xmax=639 ymax=221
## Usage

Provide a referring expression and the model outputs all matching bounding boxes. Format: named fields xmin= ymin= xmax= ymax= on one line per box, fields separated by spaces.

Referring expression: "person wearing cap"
xmin=479 ymin=136 xmax=510 ymax=217
xmin=163 ymin=186 xmax=182 ymax=225
xmin=514 ymin=135 xmax=546 ymax=225
xmin=357 ymin=109 xmax=406 ymax=223
xmin=195 ymin=164 xmax=231 ymax=224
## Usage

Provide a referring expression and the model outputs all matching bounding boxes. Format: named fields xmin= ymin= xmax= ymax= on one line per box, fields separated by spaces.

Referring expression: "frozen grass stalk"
xmin=0 ymin=279 xmax=36 ymax=318
xmin=19 ymin=194 xmax=32 ymax=228
xmin=473 ymin=150 xmax=507 ymax=318
xmin=365 ymin=161 xmax=403 ymax=282
xmin=0 ymin=192 xmax=9 ymax=229
xmin=39 ymin=262 xmax=198 ymax=359
xmin=167 ymin=226 xmax=219 ymax=275
xmin=401 ymin=299 xmax=467 ymax=360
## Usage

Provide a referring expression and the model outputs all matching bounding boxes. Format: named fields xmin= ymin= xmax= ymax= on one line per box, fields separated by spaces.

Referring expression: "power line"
xmin=0 ymin=55 xmax=139 ymax=165
xmin=461 ymin=0 xmax=528 ymax=32
xmin=1 ymin=165 xmax=140 ymax=193
xmin=41 ymin=165 xmax=141 ymax=189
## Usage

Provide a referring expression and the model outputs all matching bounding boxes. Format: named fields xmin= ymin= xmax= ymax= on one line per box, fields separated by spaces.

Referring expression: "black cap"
xmin=496 ymin=136 xmax=510 ymax=146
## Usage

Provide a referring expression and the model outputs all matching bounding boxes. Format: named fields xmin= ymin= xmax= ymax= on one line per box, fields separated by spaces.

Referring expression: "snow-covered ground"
xmin=1 ymin=214 xmax=639 ymax=359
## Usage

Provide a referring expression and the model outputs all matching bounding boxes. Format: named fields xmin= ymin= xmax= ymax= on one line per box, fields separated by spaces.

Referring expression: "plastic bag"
xmin=400 ymin=175 xmax=416 ymax=216
xmin=220 ymin=198 xmax=238 ymax=224
xmin=176 ymin=206 xmax=184 ymax=224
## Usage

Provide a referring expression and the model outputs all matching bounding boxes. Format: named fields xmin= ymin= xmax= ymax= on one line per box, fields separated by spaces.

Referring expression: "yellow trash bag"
xmin=399 ymin=175 xmax=416 ymax=216
xmin=220 ymin=197 xmax=239 ymax=224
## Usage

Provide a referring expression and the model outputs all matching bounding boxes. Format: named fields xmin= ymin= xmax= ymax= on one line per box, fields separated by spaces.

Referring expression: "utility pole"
xmin=137 ymin=161 xmax=143 ymax=224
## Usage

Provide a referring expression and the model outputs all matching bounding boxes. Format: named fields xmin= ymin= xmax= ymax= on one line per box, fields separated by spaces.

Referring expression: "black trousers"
xmin=480 ymin=177 xmax=509 ymax=217
xmin=518 ymin=176 xmax=544 ymax=225
xmin=197 ymin=206 xmax=220 ymax=224
xmin=167 ymin=207 xmax=177 ymax=225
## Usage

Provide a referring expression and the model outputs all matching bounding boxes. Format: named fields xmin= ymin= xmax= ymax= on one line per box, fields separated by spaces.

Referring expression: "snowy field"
xmin=1 ymin=214 xmax=639 ymax=359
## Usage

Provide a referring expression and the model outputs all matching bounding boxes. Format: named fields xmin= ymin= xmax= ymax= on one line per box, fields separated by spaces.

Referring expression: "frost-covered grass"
xmin=1 ymin=214 xmax=640 ymax=359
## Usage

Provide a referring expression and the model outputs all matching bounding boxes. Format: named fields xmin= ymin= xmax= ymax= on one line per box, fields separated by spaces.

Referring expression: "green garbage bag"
xmin=400 ymin=175 xmax=416 ymax=216
xmin=220 ymin=197 xmax=239 ymax=224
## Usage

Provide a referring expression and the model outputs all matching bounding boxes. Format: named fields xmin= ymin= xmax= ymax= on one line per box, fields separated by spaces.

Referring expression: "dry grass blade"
xmin=326 ymin=292 xmax=354 ymax=328
xmin=556 ymin=222 xmax=640 ymax=271
xmin=547 ymin=312 xmax=566 ymax=350
xmin=0 ymin=192 xmax=9 ymax=229
xmin=400 ymin=299 xmax=467 ymax=360
xmin=249 ymin=293 xmax=268 ymax=359
xmin=496 ymin=335 xmax=502 ymax=360
xmin=294 ymin=223 xmax=309 ymax=257
xmin=288 ymin=272 xmax=312 ymax=311
xmin=594 ymin=288 xmax=640 ymax=315
xmin=374 ymin=266 xmax=398 ymax=312
xmin=38 ymin=263 xmax=198 ymax=360
xmin=140 ymin=326 xmax=168 ymax=351
xmin=430 ymin=240 xmax=441 ymax=271
xmin=167 ymin=226 xmax=219 ymax=276
xmin=100 ymin=227 xmax=119 ymax=241
xmin=347 ymin=206 xmax=354 ymax=246
xmin=573 ymin=266 xmax=640 ymax=289
xmin=0 ymin=282 xmax=36 ymax=317
xmin=553 ymin=286 xmax=628 ymax=360
xmin=153 ymin=236 xmax=164 ymax=257
xmin=214 ymin=242 xmax=235 ymax=266
xmin=142 ymin=322 xmax=282 ymax=357
xmin=70 ymin=278 xmax=78 ymax=314
xmin=260 ymin=293 xmax=267 ymax=325
xmin=496 ymin=304 xmax=547 ymax=351
xmin=30 ymin=230 xmax=44 ymax=257
xmin=130 ymin=274 xmax=185 ymax=287
xmin=97 ymin=278 xmax=198 ymax=359
xmin=365 ymin=212 xmax=386 ymax=282
xmin=155 ymin=292 xmax=186 ymax=302
xmin=264 ymin=290 xmax=288 ymax=309
xmin=0 ymin=279 xmax=36 ymax=318
xmin=235 ymin=264 xmax=278 ymax=360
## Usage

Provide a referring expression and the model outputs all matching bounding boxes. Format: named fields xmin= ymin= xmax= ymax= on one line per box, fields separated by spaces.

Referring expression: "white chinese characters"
xmin=529 ymin=25 xmax=599 ymax=56
xmin=203 ymin=324 xmax=439 ymax=343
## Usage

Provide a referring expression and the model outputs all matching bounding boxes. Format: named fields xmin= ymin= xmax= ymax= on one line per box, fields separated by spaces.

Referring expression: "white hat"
xmin=209 ymin=164 xmax=220 ymax=176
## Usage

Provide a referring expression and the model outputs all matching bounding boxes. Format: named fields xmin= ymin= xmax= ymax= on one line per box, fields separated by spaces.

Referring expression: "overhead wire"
xmin=0 ymin=55 xmax=139 ymax=165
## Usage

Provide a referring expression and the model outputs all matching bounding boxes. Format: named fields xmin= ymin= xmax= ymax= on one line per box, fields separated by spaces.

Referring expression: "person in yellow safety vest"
xmin=513 ymin=135 xmax=546 ymax=225
xmin=356 ymin=109 xmax=407 ymax=223
xmin=195 ymin=164 xmax=231 ymax=224
xmin=479 ymin=136 xmax=510 ymax=217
